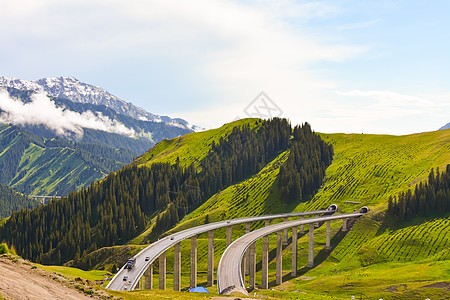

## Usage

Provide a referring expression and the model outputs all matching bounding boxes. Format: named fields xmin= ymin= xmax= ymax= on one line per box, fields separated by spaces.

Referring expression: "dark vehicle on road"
xmin=125 ymin=257 xmax=136 ymax=269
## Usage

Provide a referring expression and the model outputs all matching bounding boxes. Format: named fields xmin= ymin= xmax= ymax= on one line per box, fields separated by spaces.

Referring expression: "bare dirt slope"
xmin=0 ymin=256 xmax=95 ymax=300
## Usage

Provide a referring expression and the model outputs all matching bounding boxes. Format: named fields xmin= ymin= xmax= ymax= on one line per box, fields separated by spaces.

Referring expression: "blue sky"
xmin=1 ymin=0 xmax=449 ymax=134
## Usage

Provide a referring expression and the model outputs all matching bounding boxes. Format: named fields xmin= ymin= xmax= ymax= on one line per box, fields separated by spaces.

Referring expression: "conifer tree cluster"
xmin=0 ymin=118 xmax=333 ymax=265
xmin=0 ymin=185 xmax=38 ymax=218
xmin=199 ymin=118 xmax=291 ymax=195
xmin=387 ymin=165 xmax=450 ymax=221
xmin=278 ymin=123 xmax=334 ymax=203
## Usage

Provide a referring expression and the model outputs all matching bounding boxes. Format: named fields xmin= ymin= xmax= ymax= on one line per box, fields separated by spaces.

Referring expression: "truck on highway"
xmin=125 ymin=257 xmax=136 ymax=269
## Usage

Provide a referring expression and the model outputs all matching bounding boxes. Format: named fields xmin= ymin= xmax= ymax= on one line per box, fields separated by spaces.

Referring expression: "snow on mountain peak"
xmin=0 ymin=76 xmax=196 ymax=131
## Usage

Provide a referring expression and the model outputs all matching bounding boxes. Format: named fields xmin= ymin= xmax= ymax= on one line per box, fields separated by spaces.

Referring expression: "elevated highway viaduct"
xmin=106 ymin=207 xmax=338 ymax=291
xmin=217 ymin=208 xmax=368 ymax=295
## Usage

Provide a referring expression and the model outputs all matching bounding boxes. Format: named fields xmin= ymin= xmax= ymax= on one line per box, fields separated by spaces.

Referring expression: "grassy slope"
xmin=299 ymin=130 xmax=450 ymax=213
xmin=133 ymin=118 xmax=260 ymax=168
xmin=35 ymin=264 xmax=111 ymax=282
xmin=129 ymin=118 xmax=262 ymax=244
xmin=10 ymin=143 xmax=95 ymax=195
xmin=83 ymin=124 xmax=449 ymax=299
xmin=0 ymin=124 xmax=138 ymax=196
xmin=147 ymin=128 xmax=450 ymax=299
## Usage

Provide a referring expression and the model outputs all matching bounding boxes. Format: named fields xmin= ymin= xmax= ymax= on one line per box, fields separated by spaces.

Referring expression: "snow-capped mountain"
xmin=0 ymin=76 xmax=201 ymax=131
xmin=439 ymin=122 xmax=450 ymax=130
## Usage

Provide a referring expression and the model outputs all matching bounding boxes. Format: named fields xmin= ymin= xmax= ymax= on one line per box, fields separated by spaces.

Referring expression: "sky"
xmin=0 ymin=0 xmax=449 ymax=135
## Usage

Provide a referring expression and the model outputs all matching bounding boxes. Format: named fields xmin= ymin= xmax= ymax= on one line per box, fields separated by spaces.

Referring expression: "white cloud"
xmin=338 ymin=19 xmax=379 ymax=30
xmin=0 ymin=0 xmax=365 ymax=130
xmin=335 ymin=90 xmax=443 ymax=117
xmin=0 ymin=91 xmax=135 ymax=138
xmin=307 ymin=90 xmax=450 ymax=134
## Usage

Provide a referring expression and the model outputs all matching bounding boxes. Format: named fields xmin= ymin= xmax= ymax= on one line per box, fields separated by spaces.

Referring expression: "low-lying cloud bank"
xmin=0 ymin=90 xmax=135 ymax=138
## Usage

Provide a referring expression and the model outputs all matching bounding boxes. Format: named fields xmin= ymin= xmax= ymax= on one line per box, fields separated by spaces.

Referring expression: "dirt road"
xmin=0 ymin=256 xmax=95 ymax=300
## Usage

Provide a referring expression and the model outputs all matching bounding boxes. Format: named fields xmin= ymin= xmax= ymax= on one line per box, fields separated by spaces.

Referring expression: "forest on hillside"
xmin=0 ymin=185 xmax=38 ymax=218
xmin=0 ymin=118 xmax=334 ymax=265
xmin=388 ymin=165 xmax=450 ymax=220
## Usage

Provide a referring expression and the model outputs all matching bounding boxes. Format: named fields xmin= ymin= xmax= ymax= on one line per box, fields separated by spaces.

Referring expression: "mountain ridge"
xmin=0 ymin=76 xmax=201 ymax=132
xmin=440 ymin=122 xmax=450 ymax=130
xmin=0 ymin=87 xmax=196 ymax=197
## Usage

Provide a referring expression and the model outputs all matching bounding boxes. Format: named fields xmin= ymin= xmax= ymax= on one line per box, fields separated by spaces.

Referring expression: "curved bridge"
xmin=217 ymin=210 xmax=367 ymax=295
xmin=106 ymin=207 xmax=336 ymax=291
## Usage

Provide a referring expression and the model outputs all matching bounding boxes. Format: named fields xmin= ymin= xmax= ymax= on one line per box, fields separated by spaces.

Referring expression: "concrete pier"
xmin=249 ymin=242 xmax=256 ymax=288
xmin=276 ymin=231 xmax=283 ymax=285
xmin=314 ymin=214 xmax=319 ymax=228
xmin=174 ymin=242 xmax=181 ymax=291
xmin=159 ymin=252 xmax=166 ymax=290
xmin=261 ymin=234 xmax=269 ymax=289
xmin=307 ymin=225 xmax=314 ymax=268
xmin=342 ymin=218 xmax=348 ymax=231
xmin=291 ymin=225 xmax=298 ymax=277
xmin=283 ymin=217 xmax=288 ymax=245
xmin=299 ymin=217 xmax=304 ymax=234
xmin=265 ymin=219 xmax=270 ymax=227
xmin=190 ymin=236 xmax=197 ymax=288
xmin=226 ymin=225 xmax=232 ymax=247
xmin=144 ymin=264 xmax=153 ymax=289
xmin=207 ymin=230 xmax=214 ymax=286
xmin=325 ymin=220 xmax=331 ymax=250
xmin=244 ymin=222 xmax=251 ymax=276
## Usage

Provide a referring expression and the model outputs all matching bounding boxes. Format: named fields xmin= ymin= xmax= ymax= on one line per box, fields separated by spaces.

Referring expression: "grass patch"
xmin=108 ymin=287 xmax=229 ymax=300
xmin=35 ymin=264 xmax=111 ymax=282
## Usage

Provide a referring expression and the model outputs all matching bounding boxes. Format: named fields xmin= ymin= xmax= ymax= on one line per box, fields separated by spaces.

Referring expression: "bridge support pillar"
xmin=283 ymin=217 xmax=288 ymax=245
xmin=291 ymin=225 xmax=298 ymax=277
xmin=265 ymin=219 xmax=270 ymax=227
xmin=342 ymin=218 xmax=348 ymax=232
xmin=244 ymin=222 xmax=251 ymax=276
xmin=207 ymin=230 xmax=214 ymax=286
xmin=159 ymin=252 xmax=166 ymax=290
xmin=261 ymin=234 xmax=269 ymax=289
xmin=174 ymin=242 xmax=181 ymax=291
xmin=299 ymin=217 xmax=304 ymax=234
xmin=276 ymin=231 xmax=283 ymax=285
xmin=325 ymin=220 xmax=331 ymax=250
xmin=226 ymin=225 xmax=232 ymax=247
xmin=307 ymin=225 xmax=314 ymax=268
xmin=145 ymin=264 xmax=153 ymax=289
xmin=249 ymin=242 xmax=256 ymax=289
xmin=190 ymin=236 xmax=197 ymax=288
xmin=314 ymin=214 xmax=319 ymax=228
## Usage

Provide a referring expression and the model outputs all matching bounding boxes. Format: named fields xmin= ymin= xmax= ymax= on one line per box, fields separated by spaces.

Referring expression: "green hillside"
xmin=0 ymin=185 xmax=39 ymax=218
xmin=78 ymin=124 xmax=449 ymax=299
xmin=1 ymin=117 xmax=449 ymax=299
xmin=300 ymin=130 xmax=450 ymax=213
xmin=0 ymin=124 xmax=134 ymax=196
xmin=134 ymin=118 xmax=260 ymax=168
xmin=157 ymin=127 xmax=450 ymax=299
xmin=65 ymin=123 xmax=450 ymax=299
